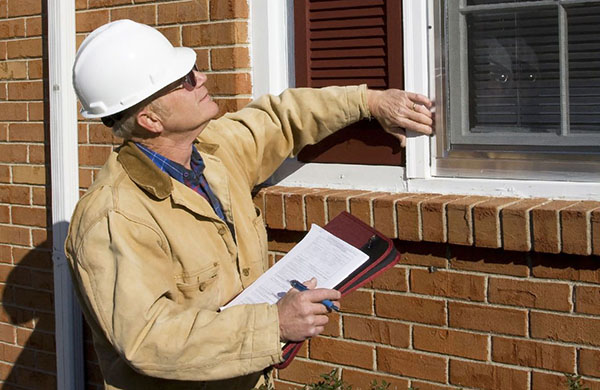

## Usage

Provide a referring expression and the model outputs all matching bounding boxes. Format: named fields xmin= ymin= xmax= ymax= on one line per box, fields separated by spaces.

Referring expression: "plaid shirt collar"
xmin=134 ymin=142 xmax=205 ymax=181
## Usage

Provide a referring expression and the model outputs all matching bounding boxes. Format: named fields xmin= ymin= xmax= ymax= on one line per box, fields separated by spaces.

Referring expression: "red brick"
xmin=421 ymin=194 xmax=464 ymax=243
xmin=0 ymin=226 xmax=30 ymax=246
xmin=210 ymin=0 xmax=249 ymax=20
xmin=449 ymin=302 xmax=527 ymax=336
xmin=373 ymin=193 xmax=409 ymax=239
xmin=283 ymin=187 xmax=314 ymax=231
xmin=375 ymin=292 xmax=446 ymax=326
xmin=501 ymin=199 xmax=548 ymax=252
xmin=28 ymin=101 xmax=44 ymax=120
xmin=205 ymin=72 xmax=251 ymax=95
xmin=377 ymin=347 xmax=447 ymax=383
xmin=450 ymin=359 xmax=528 ymax=390
xmin=11 ymin=206 xmax=46 ymax=227
xmin=593 ymin=208 xmax=600 ymax=256
xmin=447 ymin=195 xmax=488 ymax=246
xmin=0 ymin=205 xmax=8 ymax=223
xmin=7 ymin=37 xmax=41 ymax=58
xmin=25 ymin=16 xmax=42 ymax=37
xmin=183 ymin=22 xmax=248 ymax=46
xmin=450 ymin=245 xmax=529 ymax=277
xmin=398 ymin=241 xmax=448 ymax=268
xmin=327 ymin=192 xmax=350 ymax=222
xmin=305 ymin=189 xmax=344 ymax=227
xmin=341 ymin=289 xmax=373 ymax=315
xmin=158 ymin=0 xmax=209 ymax=24
xmin=12 ymin=365 xmax=56 ymax=390
xmin=88 ymin=0 xmax=130 ymax=8
xmin=321 ymin=311 xmax=340 ymax=337
xmin=193 ymin=48 xmax=209 ymax=71
xmin=7 ymin=0 xmax=41 ymax=17
xmin=14 ymin=287 xmax=53 ymax=311
xmin=349 ymin=191 xmax=388 ymax=227
xmin=342 ymin=369 xmax=408 ymax=390
xmin=0 ymin=144 xmax=27 ymax=163
xmin=532 ymin=200 xmax=580 ymax=254
xmin=28 ymin=59 xmax=43 ymax=79
xmin=0 ymin=165 xmax=9 ymax=183
xmin=12 ymin=165 xmax=45 ymax=185
xmin=76 ymin=9 xmax=109 ymax=33
xmin=531 ymin=252 xmax=600 ymax=283
xmin=213 ymin=97 xmax=252 ymax=116
xmin=492 ymin=336 xmax=575 ymax=372
xmin=276 ymin=357 xmax=337 ymax=385
xmin=0 ymin=123 xmax=6 ymax=140
xmin=0 ymin=185 xmax=30 ymax=204
xmin=211 ymin=47 xmax=250 ymax=70
xmin=264 ymin=187 xmax=284 ymax=229
xmin=488 ymin=277 xmax=571 ymax=311
xmin=78 ymin=145 xmax=112 ymax=166
xmin=562 ymin=201 xmax=600 ymax=255
xmin=0 ymin=102 xmax=27 ymax=120
xmin=576 ymin=285 xmax=600 ymax=315
xmin=369 ymin=266 xmax=407 ymax=292
xmin=32 ymin=186 xmax=47 ymax=206
xmin=343 ymin=316 xmax=410 ymax=348
xmin=12 ymin=247 xmax=52 ymax=269
xmin=396 ymin=194 xmax=439 ymax=241
xmin=0 ymin=60 xmax=27 ymax=80
xmin=413 ymin=325 xmax=488 ymax=360
xmin=110 ymin=5 xmax=156 ymax=25
xmin=473 ymin=197 xmax=520 ymax=248
xmin=531 ymin=371 xmax=570 ymax=390
xmin=88 ymin=123 xmax=121 ymax=145
xmin=531 ymin=311 xmax=600 ymax=347
xmin=580 ymin=348 xmax=600 ymax=378
xmin=0 ymin=322 xmax=14 ymax=343
xmin=29 ymin=144 xmax=45 ymax=164
xmin=32 ymin=228 xmax=50 ymax=248
xmin=0 ymin=18 xmax=25 ymax=39
xmin=411 ymin=268 xmax=485 ymax=301
xmin=310 ymin=337 xmax=373 ymax=369
xmin=8 ymin=123 xmax=44 ymax=142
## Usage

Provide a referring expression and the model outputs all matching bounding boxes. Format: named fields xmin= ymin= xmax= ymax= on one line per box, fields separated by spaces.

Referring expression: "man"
xmin=66 ymin=20 xmax=433 ymax=390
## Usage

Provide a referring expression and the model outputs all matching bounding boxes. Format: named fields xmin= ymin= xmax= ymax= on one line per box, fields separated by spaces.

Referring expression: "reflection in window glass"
xmin=568 ymin=5 xmax=600 ymax=134
xmin=467 ymin=10 xmax=560 ymax=134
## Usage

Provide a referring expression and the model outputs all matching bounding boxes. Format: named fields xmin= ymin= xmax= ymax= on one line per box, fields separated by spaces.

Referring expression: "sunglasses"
xmin=169 ymin=65 xmax=199 ymax=93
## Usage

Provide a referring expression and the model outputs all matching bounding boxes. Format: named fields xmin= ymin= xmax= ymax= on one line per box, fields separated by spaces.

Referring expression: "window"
xmin=294 ymin=0 xmax=405 ymax=165
xmin=435 ymin=0 xmax=600 ymax=181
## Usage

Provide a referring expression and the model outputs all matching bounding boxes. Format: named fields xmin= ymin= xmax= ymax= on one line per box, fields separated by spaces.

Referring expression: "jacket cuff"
xmin=248 ymin=303 xmax=284 ymax=365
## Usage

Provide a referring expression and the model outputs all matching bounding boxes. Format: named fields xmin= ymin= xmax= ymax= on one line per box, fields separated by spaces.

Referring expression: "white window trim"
xmin=250 ymin=0 xmax=600 ymax=200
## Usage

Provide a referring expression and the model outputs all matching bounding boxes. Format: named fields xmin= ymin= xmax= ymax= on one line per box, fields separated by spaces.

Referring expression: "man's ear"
xmin=136 ymin=107 xmax=164 ymax=135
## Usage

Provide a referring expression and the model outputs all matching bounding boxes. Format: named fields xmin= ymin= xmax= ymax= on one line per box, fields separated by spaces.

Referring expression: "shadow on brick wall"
xmin=2 ymin=236 xmax=57 ymax=390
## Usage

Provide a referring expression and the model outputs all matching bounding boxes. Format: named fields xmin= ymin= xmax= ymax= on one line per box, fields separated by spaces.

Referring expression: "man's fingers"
xmin=407 ymin=92 xmax=433 ymax=108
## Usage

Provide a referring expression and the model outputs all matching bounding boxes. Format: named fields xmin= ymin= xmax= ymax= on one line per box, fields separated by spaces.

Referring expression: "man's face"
xmin=152 ymin=69 xmax=220 ymax=136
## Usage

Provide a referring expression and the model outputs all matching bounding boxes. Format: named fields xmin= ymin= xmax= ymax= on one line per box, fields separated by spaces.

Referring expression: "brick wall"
xmin=255 ymin=186 xmax=600 ymax=390
xmin=0 ymin=0 xmax=56 ymax=388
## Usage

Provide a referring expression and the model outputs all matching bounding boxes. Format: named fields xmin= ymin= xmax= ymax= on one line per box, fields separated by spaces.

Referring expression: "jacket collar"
xmin=116 ymin=140 xmax=220 ymax=200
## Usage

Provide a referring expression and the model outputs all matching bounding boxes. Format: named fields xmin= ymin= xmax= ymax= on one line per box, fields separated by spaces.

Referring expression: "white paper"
xmin=221 ymin=224 xmax=369 ymax=310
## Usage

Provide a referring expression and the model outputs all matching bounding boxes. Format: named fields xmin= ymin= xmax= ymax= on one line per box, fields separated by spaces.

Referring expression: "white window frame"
xmin=250 ymin=0 xmax=600 ymax=200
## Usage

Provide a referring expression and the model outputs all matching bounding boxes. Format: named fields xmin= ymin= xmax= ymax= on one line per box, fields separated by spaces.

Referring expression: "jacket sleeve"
xmin=67 ymin=207 xmax=282 ymax=381
xmin=201 ymin=85 xmax=371 ymax=188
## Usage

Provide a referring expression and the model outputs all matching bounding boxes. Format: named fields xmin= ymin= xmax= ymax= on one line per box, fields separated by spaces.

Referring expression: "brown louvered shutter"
xmin=295 ymin=0 xmax=404 ymax=165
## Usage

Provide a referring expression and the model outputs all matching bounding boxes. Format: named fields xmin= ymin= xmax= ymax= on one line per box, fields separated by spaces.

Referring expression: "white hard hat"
xmin=73 ymin=19 xmax=196 ymax=118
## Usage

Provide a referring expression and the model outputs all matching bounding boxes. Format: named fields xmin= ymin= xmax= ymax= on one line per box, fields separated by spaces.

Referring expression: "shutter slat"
xmin=310 ymin=7 xmax=384 ymax=20
xmin=311 ymin=27 xmax=385 ymax=40
xmin=311 ymin=16 xmax=385 ymax=30
xmin=312 ymin=57 xmax=386 ymax=68
xmin=312 ymin=47 xmax=386 ymax=59
xmin=311 ymin=37 xmax=386 ymax=49
xmin=309 ymin=0 xmax=385 ymax=11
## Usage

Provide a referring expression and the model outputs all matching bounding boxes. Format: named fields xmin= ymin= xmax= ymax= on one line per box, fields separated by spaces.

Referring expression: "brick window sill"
xmin=253 ymin=186 xmax=600 ymax=256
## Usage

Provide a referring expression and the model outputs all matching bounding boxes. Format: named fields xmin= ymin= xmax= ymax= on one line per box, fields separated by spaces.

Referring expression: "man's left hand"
xmin=367 ymin=89 xmax=434 ymax=147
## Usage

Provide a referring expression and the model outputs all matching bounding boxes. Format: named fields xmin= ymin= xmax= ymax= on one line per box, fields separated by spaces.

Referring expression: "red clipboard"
xmin=274 ymin=211 xmax=401 ymax=369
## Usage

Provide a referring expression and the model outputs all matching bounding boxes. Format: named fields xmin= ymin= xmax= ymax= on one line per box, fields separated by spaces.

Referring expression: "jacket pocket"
xmin=175 ymin=262 xmax=219 ymax=301
xmin=252 ymin=207 xmax=269 ymax=272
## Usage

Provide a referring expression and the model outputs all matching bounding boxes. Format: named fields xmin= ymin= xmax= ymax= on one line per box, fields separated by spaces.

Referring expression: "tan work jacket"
xmin=65 ymin=85 xmax=371 ymax=389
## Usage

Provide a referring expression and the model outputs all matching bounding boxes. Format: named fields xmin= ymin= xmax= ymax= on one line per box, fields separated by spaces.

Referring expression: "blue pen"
xmin=290 ymin=279 xmax=340 ymax=312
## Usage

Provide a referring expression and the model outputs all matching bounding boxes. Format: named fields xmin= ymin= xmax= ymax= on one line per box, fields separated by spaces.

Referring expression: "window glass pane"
xmin=568 ymin=5 xmax=600 ymax=134
xmin=467 ymin=0 xmax=546 ymax=6
xmin=467 ymin=9 xmax=560 ymax=134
